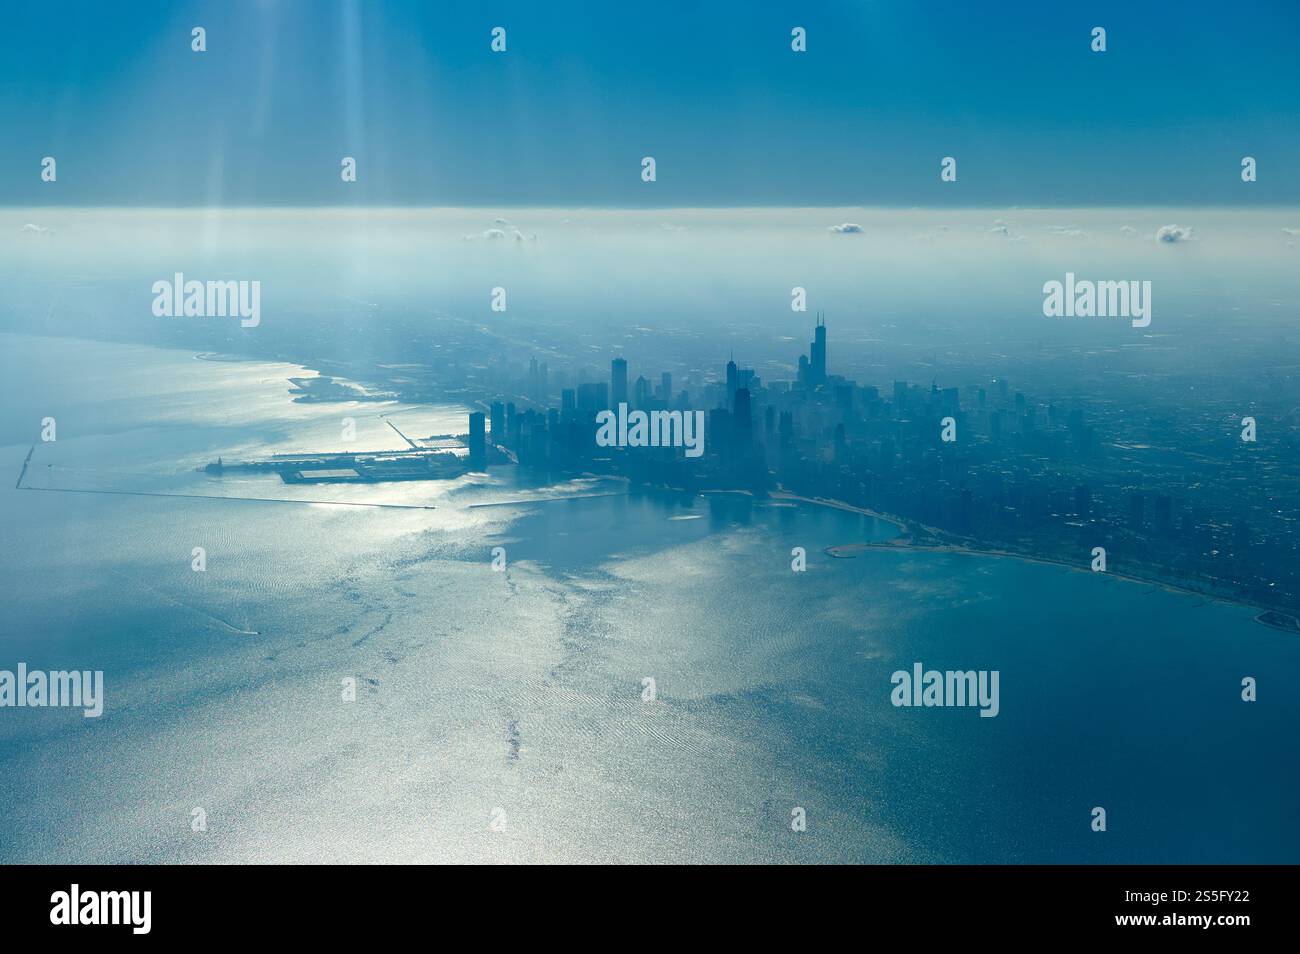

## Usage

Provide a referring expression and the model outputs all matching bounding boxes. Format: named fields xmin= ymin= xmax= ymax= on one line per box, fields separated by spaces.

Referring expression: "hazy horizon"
xmin=3 ymin=0 xmax=1299 ymax=879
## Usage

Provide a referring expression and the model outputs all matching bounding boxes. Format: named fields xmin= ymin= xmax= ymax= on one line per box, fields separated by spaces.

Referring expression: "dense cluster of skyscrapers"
xmin=473 ymin=319 xmax=1297 ymax=615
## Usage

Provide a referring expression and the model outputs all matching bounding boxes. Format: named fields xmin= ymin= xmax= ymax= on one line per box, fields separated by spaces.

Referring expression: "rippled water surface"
xmin=1 ymin=334 xmax=1296 ymax=863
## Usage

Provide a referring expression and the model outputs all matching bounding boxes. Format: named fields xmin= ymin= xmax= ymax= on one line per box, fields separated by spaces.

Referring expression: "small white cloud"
xmin=987 ymin=220 xmax=1028 ymax=242
xmin=1046 ymin=224 xmax=1087 ymax=238
xmin=20 ymin=223 xmax=53 ymax=235
xmin=462 ymin=226 xmax=536 ymax=242
xmin=828 ymin=222 xmax=863 ymax=234
xmin=1156 ymin=224 xmax=1195 ymax=243
xmin=1119 ymin=225 xmax=1139 ymax=236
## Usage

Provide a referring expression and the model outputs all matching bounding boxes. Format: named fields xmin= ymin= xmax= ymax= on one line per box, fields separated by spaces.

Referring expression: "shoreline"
xmin=14 ymin=336 xmax=1293 ymax=633
xmin=768 ymin=491 xmax=911 ymax=536
xmin=777 ymin=491 xmax=1294 ymax=631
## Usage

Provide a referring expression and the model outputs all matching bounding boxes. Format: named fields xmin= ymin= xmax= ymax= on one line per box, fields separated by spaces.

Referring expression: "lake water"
xmin=0 ymin=333 xmax=1296 ymax=863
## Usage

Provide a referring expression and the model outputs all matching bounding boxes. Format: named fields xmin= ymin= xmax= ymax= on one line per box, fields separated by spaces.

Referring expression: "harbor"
xmin=199 ymin=445 xmax=490 ymax=484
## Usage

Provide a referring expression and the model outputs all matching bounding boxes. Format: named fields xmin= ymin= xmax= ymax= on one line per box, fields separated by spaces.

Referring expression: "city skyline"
xmin=2 ymin=0 xmax=1297 ymax=891
xmin=340 ymin=312 xmax=1296 ymax=625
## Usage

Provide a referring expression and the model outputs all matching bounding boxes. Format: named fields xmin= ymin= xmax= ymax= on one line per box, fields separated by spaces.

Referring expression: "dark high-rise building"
xmin=561 ymin=388 xmax=576 ymax=419
xmin=708 ymin=407 xmax=731 ymax=458
xmin=810 ymin=315 xmax=827 ymax=385
xmin=659 ymin=372 xmax=672 ymax=403
xmin=528 ymin=357 xmax=540 ymax=399
xmin=489 ymin=402 xmax=505 ymax=443
xmin=611 ymin=358 xmax=628 ymax=408
xmin=634 ymin=375 xmax=651 ymax=409
xmin=468 ymin=412 xmax=486 ymax=468
xmin=577 ymin=383 xmax=600 ymax=416
xmin=528 ymin=421 xmax=548 ymax=465
xmin=725 ymin=357 xmax=738 ymax=405
xmin=733 ymin=387 xmax=752 ymax=449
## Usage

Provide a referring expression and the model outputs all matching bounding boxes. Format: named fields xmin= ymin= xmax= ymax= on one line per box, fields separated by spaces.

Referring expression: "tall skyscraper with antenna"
xmin=810 ymin=313 xmax=827 ymax=386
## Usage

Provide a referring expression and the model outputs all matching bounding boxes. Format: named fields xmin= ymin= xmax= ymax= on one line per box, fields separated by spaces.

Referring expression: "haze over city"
xmin=1 ymin=0 xmax=1297 ymax=885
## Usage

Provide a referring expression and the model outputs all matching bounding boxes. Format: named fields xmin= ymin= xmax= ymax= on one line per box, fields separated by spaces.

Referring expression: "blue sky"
xmin=1 ymin=0 xmax=1298 ymax=206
